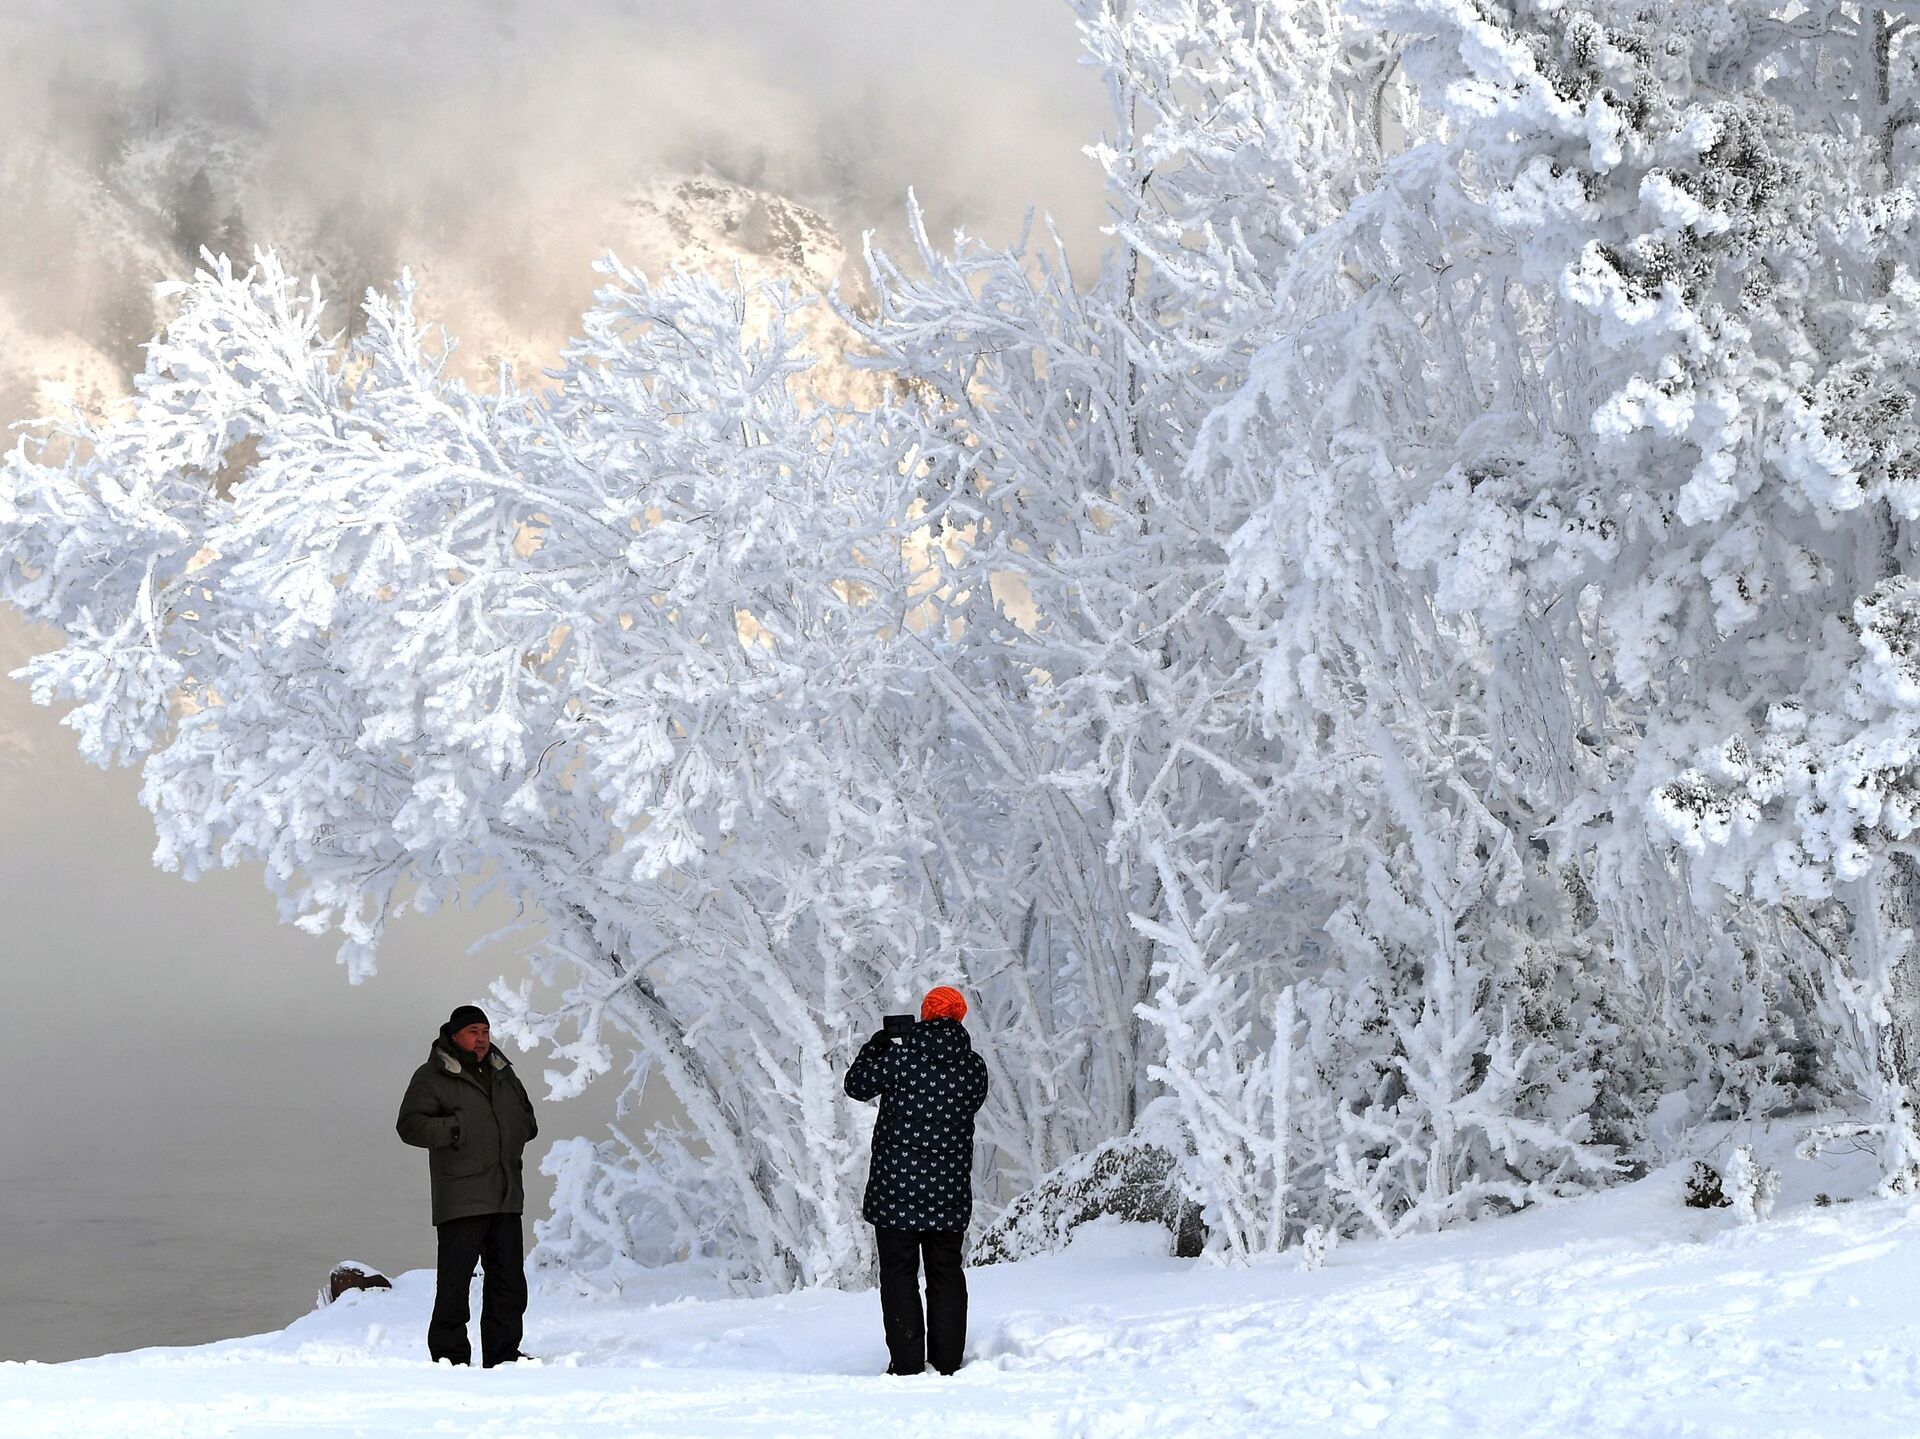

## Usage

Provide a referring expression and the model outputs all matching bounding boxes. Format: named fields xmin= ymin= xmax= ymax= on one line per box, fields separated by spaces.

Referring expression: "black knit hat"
xmin=448 ymin=1004 xmax=489 ymax=1032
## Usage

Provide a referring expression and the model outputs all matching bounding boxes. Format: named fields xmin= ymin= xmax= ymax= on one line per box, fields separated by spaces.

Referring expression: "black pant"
xmin=428 ymin=1211 xmax=527 ymax=1367
xmin=874 ymin=1226 xmax=967 ymax=1375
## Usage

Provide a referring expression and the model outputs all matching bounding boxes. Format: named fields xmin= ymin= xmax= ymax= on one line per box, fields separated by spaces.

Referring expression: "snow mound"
xmin=1060 ymin=1217 xmax=1174 ymax=1259
xmin=5 ymin=1121 xmax=1919 ymax=1436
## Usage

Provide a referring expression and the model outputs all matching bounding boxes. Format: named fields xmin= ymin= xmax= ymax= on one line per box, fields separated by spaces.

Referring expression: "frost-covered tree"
xmin=1213 ymin=0 xmax=1920 ymax=1207
xmin=839 ymin=0 xmax=1371 ymax=1255
xmin=847 ymin=0 xmax=1620 ymax=1252
xmin=1 ymin=253 xmax=970 ymax=1289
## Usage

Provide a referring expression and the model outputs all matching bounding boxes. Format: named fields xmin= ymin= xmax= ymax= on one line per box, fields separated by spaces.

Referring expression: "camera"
xmin=883 ymin=1013 xmax=916 ymax=1038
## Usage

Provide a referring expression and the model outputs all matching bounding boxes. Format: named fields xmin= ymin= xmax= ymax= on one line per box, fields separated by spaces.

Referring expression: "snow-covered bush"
xmin=1724 ymin=1145 xmax=1781 ymax=1226
xmin=973 ymin=1101 xmax=1206 ymax=1264
xmin=1684 ymin=1161 xmax=1730 ymax=1211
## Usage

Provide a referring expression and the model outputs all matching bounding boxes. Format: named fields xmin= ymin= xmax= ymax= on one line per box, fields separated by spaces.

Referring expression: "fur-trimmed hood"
xmin=432 ymin=1028 xmax=516 ymax=1078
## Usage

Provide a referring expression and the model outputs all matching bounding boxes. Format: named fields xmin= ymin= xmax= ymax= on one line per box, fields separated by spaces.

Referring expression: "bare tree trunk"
xmin=1854 ymin=858 xmax=1920 ymax=1192
xmin=1872 ymin=10 xmax=1916 ymax=292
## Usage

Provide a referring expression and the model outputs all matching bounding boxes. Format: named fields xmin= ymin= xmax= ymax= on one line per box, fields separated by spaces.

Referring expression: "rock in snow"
xmin=319 ymin=1262 xmax=394 ymax=1308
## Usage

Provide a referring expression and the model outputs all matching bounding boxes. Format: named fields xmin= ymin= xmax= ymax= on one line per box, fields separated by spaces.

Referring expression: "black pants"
xmin=428 ymin=1211 xmax=527 ymax=1367
xmin=874 ymin=1226 xmax=967 ymax=1375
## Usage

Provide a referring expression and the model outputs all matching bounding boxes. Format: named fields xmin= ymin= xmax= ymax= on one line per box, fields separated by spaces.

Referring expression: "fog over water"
xmin=0 ymin=0 xmax=1105 ymax=1362
xmin=0 ymin=613 xmax=628 ymax=1364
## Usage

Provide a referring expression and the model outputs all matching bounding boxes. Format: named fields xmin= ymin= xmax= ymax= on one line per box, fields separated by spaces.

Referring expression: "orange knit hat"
xmin=920 ymin=986 xmax=967 ymax=1022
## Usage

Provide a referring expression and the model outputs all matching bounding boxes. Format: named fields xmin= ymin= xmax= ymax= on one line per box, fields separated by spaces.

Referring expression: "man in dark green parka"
xmin=396 ymin=1004 xmax=539 ymax=1367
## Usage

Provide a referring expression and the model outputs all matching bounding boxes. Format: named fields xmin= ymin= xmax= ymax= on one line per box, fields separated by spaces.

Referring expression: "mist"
xmin=0 ymin=0 xmax=1110 ymax=404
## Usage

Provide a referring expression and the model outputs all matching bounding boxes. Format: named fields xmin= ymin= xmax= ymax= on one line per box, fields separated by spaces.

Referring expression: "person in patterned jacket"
xmin=844 ymin=985 xmax=990 ymax=1375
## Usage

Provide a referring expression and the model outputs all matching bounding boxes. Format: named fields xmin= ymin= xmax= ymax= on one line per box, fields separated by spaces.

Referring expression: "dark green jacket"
xmin=395 ymin=1029 xmax=539 ymax=1225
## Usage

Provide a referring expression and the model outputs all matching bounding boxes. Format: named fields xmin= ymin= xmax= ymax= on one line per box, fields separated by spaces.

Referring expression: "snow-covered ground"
xmin=7 ymin=1127 xmax=1920 ymax=1438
